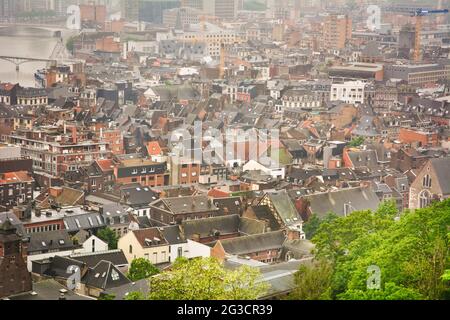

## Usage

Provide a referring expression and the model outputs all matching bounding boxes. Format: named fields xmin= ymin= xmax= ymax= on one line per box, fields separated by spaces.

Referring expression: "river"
xmin=0 ymin=26 xmax=75 ymax=87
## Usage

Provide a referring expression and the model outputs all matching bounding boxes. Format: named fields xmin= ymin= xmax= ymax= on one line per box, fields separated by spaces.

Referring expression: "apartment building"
xmin=7 ymin=128 xmax=110 ymax=178
xmin=0 ymin=171 xmax=34 ymax=211
xmin=177 ymin=24 xmax=243 ymax=58
xmin=384 ymin=64 xmax=450 ymax=87
xmin=330 ymin=81 xmax=366 ymax=105
xmin=323 ymin=14 xmax=352 ymax=51
xmin=114 ymin=158 xmax=169 ymax=187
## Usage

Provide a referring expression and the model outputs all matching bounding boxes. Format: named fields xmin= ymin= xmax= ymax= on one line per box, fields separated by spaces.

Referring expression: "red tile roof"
xmin=96 ymin=159 xmax=115 ymax=173
xmin=0 ymin=171 xmax=33 ymax=184
xmin=147 ymin=141 xmax=162 ymax=156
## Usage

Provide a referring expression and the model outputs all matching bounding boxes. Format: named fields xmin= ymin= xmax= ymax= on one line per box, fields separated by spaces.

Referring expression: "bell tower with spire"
xmin=0 ymin=219 xmax=32 ymax=299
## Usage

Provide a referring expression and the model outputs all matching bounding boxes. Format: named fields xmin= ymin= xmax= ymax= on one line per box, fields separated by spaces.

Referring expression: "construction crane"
xmin=410 ymin=8 xmax=449 ymax=62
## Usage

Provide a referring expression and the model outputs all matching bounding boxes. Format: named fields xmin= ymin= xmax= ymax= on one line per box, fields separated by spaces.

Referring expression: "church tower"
xmin=0 ymin=219 xmax=32 ymax=299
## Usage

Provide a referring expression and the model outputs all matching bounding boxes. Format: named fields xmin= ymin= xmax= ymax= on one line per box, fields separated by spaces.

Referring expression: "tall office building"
xmin=203 ymin=0 xmax=237 ymax=20
xmin=0 ymin=0 xmax=18 ymax=18
xmin=122 ymin=0 xmax=180 ymax=23
xmin=323 ymin=13 xmax=352 ymax=50
xmin=183 ymin=0 xmax=203 ymax=10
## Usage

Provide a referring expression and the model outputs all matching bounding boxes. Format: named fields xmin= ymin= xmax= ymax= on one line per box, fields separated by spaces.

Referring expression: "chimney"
xmin=287 ymin=229 xmax=300 ymax=241
xmin=72 ymin=126 xmax=77 ymax=144
xmin=49 ymin=187 xmax=63 ymax=198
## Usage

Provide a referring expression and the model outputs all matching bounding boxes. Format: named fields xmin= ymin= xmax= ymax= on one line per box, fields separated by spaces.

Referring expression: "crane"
xmin=410 ymin=8 xmax=449 ymax=62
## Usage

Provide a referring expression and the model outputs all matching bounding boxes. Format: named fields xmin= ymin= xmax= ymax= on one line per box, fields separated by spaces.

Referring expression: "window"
xmin=129 ymin=245 xmax=133 ymax=254
xmin=423 ymin=174 xmax=432 ymax=188
xmin=419 ymin=190 xmax=432 ymax=208
xmin=178 ymin=247 xmax=183 ymax=258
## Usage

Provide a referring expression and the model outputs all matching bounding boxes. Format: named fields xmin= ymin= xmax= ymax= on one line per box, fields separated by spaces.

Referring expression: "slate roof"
xmin=182 ymin=214 xmax=241 ymax=239
xmin=8 ymin=279 xmax=94 ymax=300
xmin=281 ymin=239 xmax=315 ymax=260
xmin=0 ymin=212 xmax=25 ymax=237
xmin=70 ymin=250 xmax=128 ymax=268
xmin=28 ymin=230 xmax=77 ymax=253
xmin=212 ymin=197 xmax=243 ymax=215
xmin=104 ymin=279 xmax=149 ymax=300
xmin=63 ymin=212 xmax=105 ymax=233
xmin=42 ymin=255 xmax=86 ymax=279
xmin=347 ymin=149 xmax=379 ymax=169
xmin=218 ymin=230 xmax=286 ymax=256
xmin=84 ymin=261 xmax=131 ymax=290
xmin=121 ymin=186 xmax=159 ymax=207
xmin=303 ymin=187 xmax=381 ymax=218
xmin=160 ymin=225 xmax=185 ymax=245
xmin=265 ymin=190 xmax=303 ymax=225
xmin=153 ymin=195 xmax=219 ymax=215
xmin=430 ymin=157 xmax=450 ymax=194
xmin=249 ymin=205 xmax=281 ymax=231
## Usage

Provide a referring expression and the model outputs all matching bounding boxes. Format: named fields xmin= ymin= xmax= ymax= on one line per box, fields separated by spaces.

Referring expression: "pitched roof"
xmin=63 ymin=212 xmax=105 ymax=232
xmin=28 ymin=230 xmax=76 ymax=253
xmin=249 ymin=205 xmax=281 ymax=231
xmin=70 ymin=249 xmax=128 ymax=268
xmin=217 ymin=231 xmax=286 ymax=256
xmin=84 ymin=261 xmax=131 ymax=290
xmin=303 ymin=187 xmax=381 ymax=218
xmin=0 ymin=171 xmax=33 ymax=184
xmin=182 ymin=214 xmax=241 ymax=239
xmin=132 ymin=228 xmax=168 ymax=248
xmin=146 ymin=141 xmax=163 ymax=156
xmin=153 ymin=195 xmax=219 ymax=215
xmin=430 ymin=157 xmax=450 ymax=195
xmin=266 ymin=190 xmax=303 ymax=225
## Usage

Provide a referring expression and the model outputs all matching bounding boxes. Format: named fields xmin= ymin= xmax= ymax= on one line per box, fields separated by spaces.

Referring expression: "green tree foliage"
xmin=125 ymin=291 xmax=146 ymax=300
xmin=97 ymin=228 xmax=119 ymax=250
xmin=300 ymin=200 xmax=450 ymax=300
xmin=289 ymin=259 xmax=333 ymax=300
xmin=66 ymin=36 xmax=77 ymax=53
xmin=129 ymin=257 xmax=269 ymax=300
xmin=128 ymin=258 xmax=160 ymax=281
xmin=303 ymin=213 xmax=338 ymax=240
xmin=98 ymin=293 xmax=116 ymax=300
xmin=338 ymin=283 xmax=423 ymax=300
xmin=348 ymin=136 xmax=365 ymax=147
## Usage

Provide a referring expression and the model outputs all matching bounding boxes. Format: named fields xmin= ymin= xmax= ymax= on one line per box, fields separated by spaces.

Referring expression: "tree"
xmin=97 ymin=228 xmax=119 ymax=250
xmin=303 ymin=213 xmax=338 ymax=240
xmin=348 ymin=136 xmax=365 ymax=147
xmin=311 ymin=199 xmax=450 ymax=300
xmin=125 ymin=291 xmax=146 ymax=300
xmin=98 ymin=293 xmax=116 ymax=300
xmin=289 ymin=259 xmax=334 ymax=300
xmin=128 ymin=258 xmax=160 ymax=281
xmin=338 ymin=283 xmax=423 ymax=300
xmin=129 ymin=257 xmax=268 ymax=300
xmin=66 ymin=36 xmax=76 ymax=53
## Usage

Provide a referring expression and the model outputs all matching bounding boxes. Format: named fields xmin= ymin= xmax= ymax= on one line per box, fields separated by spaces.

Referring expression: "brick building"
xmin=0 ymin=171 xmax=34 ymax=212
xmin=114 ymin=158 xmax=169 ymax=187
xmin=0 ymin=219 xmax=32 ymax=299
